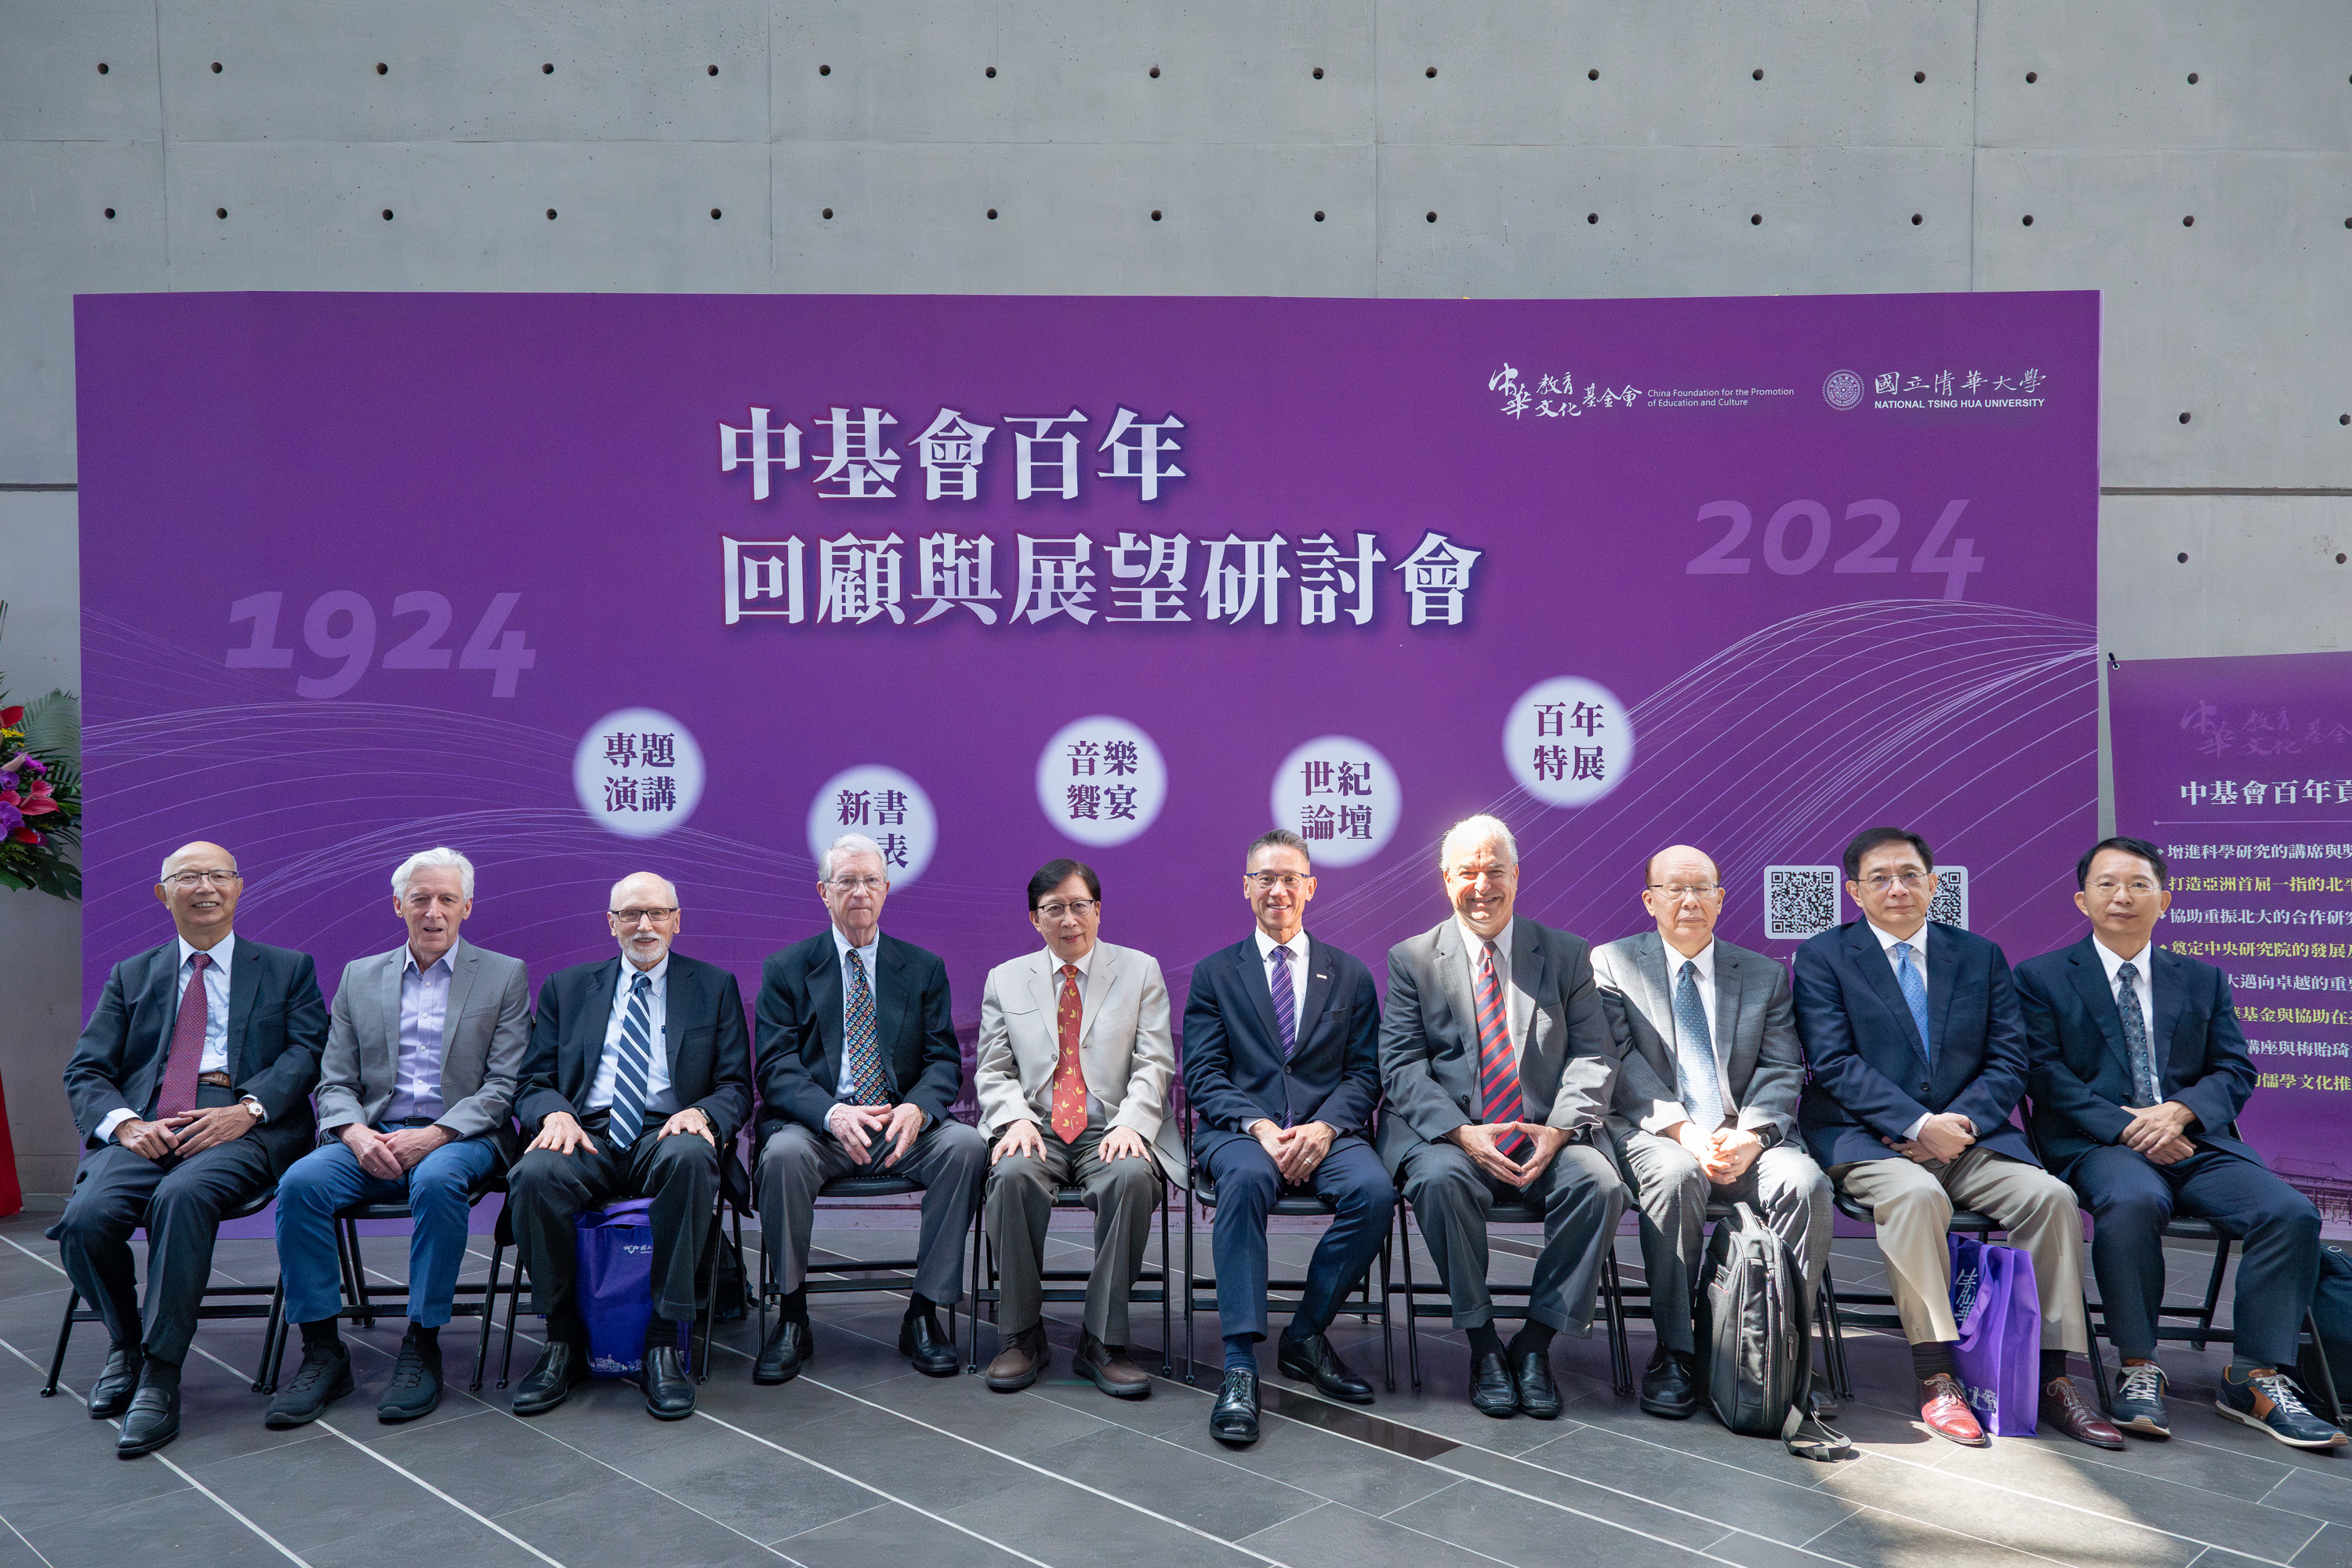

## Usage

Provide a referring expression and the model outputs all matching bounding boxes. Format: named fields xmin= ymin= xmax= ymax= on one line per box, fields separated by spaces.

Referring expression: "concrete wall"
xmin=2 ymin=0 xmax=2346 ymax=1193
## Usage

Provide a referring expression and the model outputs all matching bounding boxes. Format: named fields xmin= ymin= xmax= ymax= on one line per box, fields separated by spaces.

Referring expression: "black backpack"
xmin=1694 ymin=1200 xmax=1811 ymax=1440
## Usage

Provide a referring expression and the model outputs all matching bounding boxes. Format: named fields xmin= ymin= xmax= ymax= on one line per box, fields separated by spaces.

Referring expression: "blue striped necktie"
xmin=1893 ymin=941 xmax=1932 ymax=1063
xmin=608 ymin=971 xmax=655 ymax=1143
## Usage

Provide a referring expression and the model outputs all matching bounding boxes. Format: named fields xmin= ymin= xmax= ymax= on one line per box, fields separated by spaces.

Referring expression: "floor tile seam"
xmin=1500 ymin=1399 xmax=1871 ymax=1498
xmin=1461 ymin=1441 xmax=1871 ymax=1558
xmin=0 ymin=1331 xmax=315 ymax=1568
xmin=771 ymin=1501 xmax=888 ymax=1547
xmin=1820 ymin=1493 xmax=2086 ymax=1568
xmin=1407 ymin=1453 xmax=1817 ymax=1566
xmin=0 ymin=1512 xmax=60 ymax=1568
xmin=1261 ymin=1499 xmax=1523 ymax=1568
xmin=2007 ymin=1435 xmax=2339 ymax=1525
xmin=692 ymin=1407 xmax=1061 ymax=1568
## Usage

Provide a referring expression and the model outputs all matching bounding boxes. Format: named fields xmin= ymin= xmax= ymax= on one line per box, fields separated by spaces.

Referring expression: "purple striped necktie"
xmin=1474 ymin=940 xmax=1528 ymax=1158
xmin=1270 ymin=944 xmax=1298 ymax=1129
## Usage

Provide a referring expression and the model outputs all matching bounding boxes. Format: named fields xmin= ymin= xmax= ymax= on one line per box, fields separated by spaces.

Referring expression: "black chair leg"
xmin=1181 ymin=1190 xmax=1197 ymax=1384
xmin=1158 ymin=1192 xmax=1173 ymax=1377
xmin=347 ymin=1221 xmax=376 ymax=1328
xmin=2193 ymin=1236 xmax=2234 ymax=1352
xmin=42 ymin=1290 xmax=78 ymax=1397
xmin=472 ymin=1236 xmax=503 ymax=1392
xmin=1379 ymin=1229 xmax=1395 ymax=1392
xmin=256 ymin=1277 xmax=288 ymax=1393
xmin=1602 ymin=1252 xmax=1632 ymax=1399
xmin=498 ymin=1261 xmax=525 ymax=1388
xmin=1397 ymin=1205 xmax=1423 ymax=1393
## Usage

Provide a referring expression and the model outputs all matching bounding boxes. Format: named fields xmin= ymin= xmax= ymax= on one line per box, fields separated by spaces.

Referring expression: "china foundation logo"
xmin=1822 ymin=370 xmax=1864 ymax=410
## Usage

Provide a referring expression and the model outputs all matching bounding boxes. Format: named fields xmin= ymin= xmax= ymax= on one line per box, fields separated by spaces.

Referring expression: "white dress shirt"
xmin=385 ymin=946 xmax=451 ymax=1123
xmin=100 ymin=935 xmax=234 ymax=1144
xmin=1864 ymin=920 xmax=1936 ymax=1142
xmin=830 ymin=924 xmax=891 ymax=1104
xmin=1665 ymin=938 xmax=1731 ymax=1120
xmin=590 ymin=954 xmax=677 ymax=1120
xmin=1455 ymin=916 xmax=1517 ymax=1047
xmin=2093 ymin=935 xmax=2164 ymax=1103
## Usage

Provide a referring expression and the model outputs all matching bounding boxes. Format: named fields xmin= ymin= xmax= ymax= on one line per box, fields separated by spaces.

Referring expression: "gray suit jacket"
xmin=975 ymin=941 xmax=1187 ymax=1188
xmin=1592 ymin=931 xmax=1803 ymax=1143
xmin=1375 ymin=916 xmax=1617 ymax=1176
xmin=315 ymin=936 xmax=531 ymax=1160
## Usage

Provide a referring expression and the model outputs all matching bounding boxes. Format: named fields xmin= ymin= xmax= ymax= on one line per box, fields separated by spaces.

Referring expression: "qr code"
xmin=1764 ymin=866 xmax=1840 ymax=941
xmin=1929 ymin=866 xmax=1969 ymax=929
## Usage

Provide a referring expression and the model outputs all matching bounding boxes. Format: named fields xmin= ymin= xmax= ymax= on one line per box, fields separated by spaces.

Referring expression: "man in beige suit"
xmin=977 ymin=858 xmax=1185 ymax=1398
xmin=265 ymin=847 xmax=531 ymax=1428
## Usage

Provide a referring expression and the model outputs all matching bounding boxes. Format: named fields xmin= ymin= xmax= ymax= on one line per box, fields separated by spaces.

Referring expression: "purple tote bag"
xmin=1947 ymin=1234 xmax=2040 ymax=1436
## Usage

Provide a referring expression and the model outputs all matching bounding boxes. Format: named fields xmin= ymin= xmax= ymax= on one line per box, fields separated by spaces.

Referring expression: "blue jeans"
xmin=276 ymin=1133 xmax=500 ymax=1327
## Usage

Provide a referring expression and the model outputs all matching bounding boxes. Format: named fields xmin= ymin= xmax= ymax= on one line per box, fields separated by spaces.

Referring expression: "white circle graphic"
xmin=1036 ymin=716 xmax=1166 ymax=847
xmin=573 ymin=708 xmax=705 ymax=839
xmin=1824 ymin=369 xmax=1864 ymax=410
xmin=1504 ymin=677 xmax=1635 ymax=807
xmin=808 ymin=766 xmax=938 ymax=887
xmin=1268 ymin=736 xmax=1401 ymax=868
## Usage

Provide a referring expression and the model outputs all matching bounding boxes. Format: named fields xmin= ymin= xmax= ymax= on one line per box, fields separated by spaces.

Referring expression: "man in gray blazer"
xmin=977 ymin=858 xmax=1185 ymax=1399
xmin=265 ymin=848 xmax=529 ymax=1428
xmin=1379 ymin=815 xmax=1628 ymax=1420
xmin=1594 ymin=844 xmax=1831 ymax=1421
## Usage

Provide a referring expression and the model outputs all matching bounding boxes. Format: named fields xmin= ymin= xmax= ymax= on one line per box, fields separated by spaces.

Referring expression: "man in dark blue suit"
xmin=1181 ymin=829 xmax=1394 ymax=1445
xmin=56 ymin=840 xmax=327 ymax=1456
xmin=2022 ymin=837 xmax=2340 ymax=1449
xmin=1797 ymin=827 xmax=2118 ymax=1450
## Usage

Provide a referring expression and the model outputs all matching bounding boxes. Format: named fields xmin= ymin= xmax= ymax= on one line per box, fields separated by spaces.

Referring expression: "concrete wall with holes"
xmin=1 ymin=2 xmax=2347 ymax=1192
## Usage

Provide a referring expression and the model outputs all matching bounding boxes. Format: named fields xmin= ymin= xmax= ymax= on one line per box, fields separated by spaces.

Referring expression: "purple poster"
xmin=2111 ymin=651 xmax=2352 ymax=1225
xmin=74 ymin=290 xmax=2099 ymax=1098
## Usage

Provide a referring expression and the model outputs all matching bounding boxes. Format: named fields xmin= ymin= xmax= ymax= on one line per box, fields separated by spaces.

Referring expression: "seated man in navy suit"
xmin=1181 ymin=829 xmax=1394 ymax=1445
xmin=2023 ymin=837 xmax=2340 ymax=1450
xmin=1795 ymin=826 xmax=2118 ymax=1450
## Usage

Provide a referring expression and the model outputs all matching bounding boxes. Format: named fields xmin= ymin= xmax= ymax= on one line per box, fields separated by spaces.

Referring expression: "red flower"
xmin=8 ymin=826 xmax=40 ymax=844
xmin=0 ymin=707 xmax=21 ymax=728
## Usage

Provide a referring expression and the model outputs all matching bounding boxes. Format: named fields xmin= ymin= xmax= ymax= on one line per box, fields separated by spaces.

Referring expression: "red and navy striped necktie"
xmin=1474 ymin=941 xmax=1527 ymax=1157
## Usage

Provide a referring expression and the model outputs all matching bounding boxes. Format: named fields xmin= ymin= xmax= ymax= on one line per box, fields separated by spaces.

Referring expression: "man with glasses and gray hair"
xmin=57 ymin=841 xmax=328 ymax=1455
xmin=1795 ymin=826 xmax=2118 ymax=1450
xmin=507 ymin=871 xmax=752 ymax=1421
xmin=1378 ymin=815 xmax=1627 ymax=1421
xmin=266 ymin=847 xmax=529 ymax=1429
xmin=752 ymin=833 xmax=984 ymax=1386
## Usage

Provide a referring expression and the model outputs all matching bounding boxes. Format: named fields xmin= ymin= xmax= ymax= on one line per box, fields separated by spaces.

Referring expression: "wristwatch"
xmin=239 ymin=1095 xmax=265 ymax=1120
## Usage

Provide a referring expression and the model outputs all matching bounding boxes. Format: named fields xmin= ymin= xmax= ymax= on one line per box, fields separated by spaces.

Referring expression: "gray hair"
xmin=821 ymin=833 xmax=887 ymax=883
xmin=1247 ymin=828 xmax=1312 ymax=869
xmin=158 ymin=845 xmax=238 ymax=881
xmin=1439 ymin=814 xmax=1518 ymax=872
xmin=391 ymin=846 xmax=476 ymax=901
xmin=608 ymin=872 xmax=680 ymax=909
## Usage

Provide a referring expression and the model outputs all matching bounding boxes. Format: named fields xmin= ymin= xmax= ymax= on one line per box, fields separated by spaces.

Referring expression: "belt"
xmin=383 ymin=1116 xmax=441 ymax=1128
xmin=197 ymin=1072 xmax=234 ymax=1088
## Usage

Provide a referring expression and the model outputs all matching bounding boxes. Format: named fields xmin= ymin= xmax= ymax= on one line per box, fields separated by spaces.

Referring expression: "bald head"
xmin=161 ymin=841 xmax=237 ymax=883
xmin=1642 ymin=845 xmax=1719 ymax=889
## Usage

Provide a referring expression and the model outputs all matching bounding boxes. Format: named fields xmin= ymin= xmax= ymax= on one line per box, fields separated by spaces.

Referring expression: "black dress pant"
xmin=509 ymin=1116 xmax=720 ymax=1337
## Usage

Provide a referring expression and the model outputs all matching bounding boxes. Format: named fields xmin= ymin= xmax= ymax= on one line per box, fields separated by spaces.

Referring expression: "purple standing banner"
xmin=2111 ymin=651 xmax=2352 ymax=1229
xmin=74 ymin=290 xmax=2100 ymax=1116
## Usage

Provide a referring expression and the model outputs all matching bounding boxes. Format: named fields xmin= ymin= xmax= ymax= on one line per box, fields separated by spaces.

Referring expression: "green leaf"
xmin=18 ymin=690 xmax=78 ymax=758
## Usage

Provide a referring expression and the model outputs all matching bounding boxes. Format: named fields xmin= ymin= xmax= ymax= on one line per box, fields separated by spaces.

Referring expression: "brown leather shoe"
xmin=1919 ymin=1374 xmax=1989 ymax=1446
xmin=2042 ymin=1376 xmax=2126 ymax=1450
xmin=984 ymin=1325 xmax=1050 ymax=1392
xmin=1073 ymin=1332 xmax=1152 ymax=1399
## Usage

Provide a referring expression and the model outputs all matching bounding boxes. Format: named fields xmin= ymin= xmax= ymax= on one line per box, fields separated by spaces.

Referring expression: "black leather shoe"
xmin=898 ymin=1312 xmax=959 ymax=1377
xmin=89 ymin=1345 xmax=143 ymax=1420
xmin=1276 ymin=1330 xmax=1374 ymax=1405
xmin=511 ymin=1341 xmax=586 ymax=1416
xmin=377 ymin=1328 xmax=442 ymax=1423
xmin=1639 ymin=1345 xmax=1699 ymax=1420
xmin=754 ymin=1317 xmax=812 ymax=1385
xmin=115 ymin=1377 xmax=180 ymax=1457
xmin=1469 ymin=1348 xmax=1519 ymax=1418
xmin=1210 ymin=1368 xmax=1261 ymax=1445
xmin=641 ymin=1342 xmax=695 ymax=1420
xmin=1512 ymin=1341 xmax=1563 ymax=1420
xmin=266 ymin=1341 xmax=354 ymax=1428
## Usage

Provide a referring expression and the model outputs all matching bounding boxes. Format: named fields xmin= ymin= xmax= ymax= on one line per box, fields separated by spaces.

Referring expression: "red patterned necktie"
xmin=1474 ymin=941 xmax=1527 ymax=1159
xmin=1050 ymin=962 xmax=1087 ymax=1142
xmin=153 ymin=952 xmax=212 ymax=1120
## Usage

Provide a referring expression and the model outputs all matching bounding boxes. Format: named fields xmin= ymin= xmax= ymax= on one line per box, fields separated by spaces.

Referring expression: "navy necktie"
xmin=608 ymin=972 xmax=655 ymax=1143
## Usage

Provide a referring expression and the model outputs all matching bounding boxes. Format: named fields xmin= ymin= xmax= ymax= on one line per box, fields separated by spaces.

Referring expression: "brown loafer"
xmin=2042 ymin=1377 xmax=2125 ymax=1450
xmin=984 ymin=1325 xmax=1049 ymax=1392
xmin=1073 ymin=1332 xmax=1152 ymax=1399
xmin=1920 ymin=1373 xmax=1988 ymax=1446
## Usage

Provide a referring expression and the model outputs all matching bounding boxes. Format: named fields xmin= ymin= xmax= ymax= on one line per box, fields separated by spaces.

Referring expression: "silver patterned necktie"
xmin=2115 ymin=960 xmax=2159 ymax=1107
xmin=1672 ymin=960 xmax=1723 ymax=1131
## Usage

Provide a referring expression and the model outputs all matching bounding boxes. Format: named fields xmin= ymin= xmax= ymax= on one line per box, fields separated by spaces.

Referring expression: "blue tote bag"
xmin=574 ymin=1200 xmax=688 ymax=1377
xmin=1947 ymin=1234 xmax=2041 ymax=1436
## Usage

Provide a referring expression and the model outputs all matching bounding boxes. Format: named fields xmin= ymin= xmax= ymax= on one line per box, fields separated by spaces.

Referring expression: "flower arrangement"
xmin=0 ymin=683 xmax=80 ymax=901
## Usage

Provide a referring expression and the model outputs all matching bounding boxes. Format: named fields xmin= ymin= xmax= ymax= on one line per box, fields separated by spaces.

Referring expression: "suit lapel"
xmin=1239 ymin=938 xmax=1282 ymax=1050
xmin=810 ymin=942 xmax=844 ymax=1085
xmin=1713 ymin=945 xmax=1747 ymax=1076
xmin=225 ymin=936 xmax=261 ymax=1080
xmin=1433 ymin=922 xmax=1475 ymax=1054
xmin=662 ymin=959 xmax=695 ymax=1072
xmin=1029 ymin=949 xmax=1062 ymax=1023
xmin=378 ymin=945 xmax=405 ymax=1073
xmin=440 ymin=938 xmax=480 ymax=1057
xmin=2066 ymin=939 xmax=2134 ymax=1080
xmin=1509 ymin=920 xmax=1544 ymax=1066
xmin=2150 ymin=946 xmax=2190 ymax=1088
xmin=1080 ymin=944 xmax=1120 ymax=1046
xmin=1849 ymin=921 xmax=1926 ymax=1059
xmin=1298 ymin=938 xmax=1334 ymax=1051
xmin=570 ymin=959 xmax=621 ymax=1096
xmin=872 ymin=938 xmax=906 ymax=1066
xmin=1926 ymin=925 xmax=1961 ymax=1059
xmin=1636 ymin=932 xmax=1679 ymax=1087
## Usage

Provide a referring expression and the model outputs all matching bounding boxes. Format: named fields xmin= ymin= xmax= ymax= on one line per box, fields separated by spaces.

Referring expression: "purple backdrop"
xmin=74 ymin=290 xmax=2100 ymax=1111
xmin=2110 ymin=651 xmax=2352 ymax=1225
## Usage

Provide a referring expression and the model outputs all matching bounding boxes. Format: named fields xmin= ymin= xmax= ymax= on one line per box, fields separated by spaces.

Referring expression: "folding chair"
xmin=967 ymin=1179 xmax=1176 ymax=1374
xmin=42 ymin=1184 xmax=286 ymax=1397
xmin=1815 ymin=1189 xmax=2008 ymax=1403
xmin=753 ymin=1170 xmax=961 ymax=1353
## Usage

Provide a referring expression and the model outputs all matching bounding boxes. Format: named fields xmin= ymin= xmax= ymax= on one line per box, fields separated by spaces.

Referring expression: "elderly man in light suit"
xmin=977 ymin=857 xmax=1185 ymax=1399
xmin=1593 ymin=844 xmax=1831 ymax=1421
xmin=1379 ymin=814 xmax=1628 ymax=1420
xmin=266 ymin=847 xmax=529 ymax=1428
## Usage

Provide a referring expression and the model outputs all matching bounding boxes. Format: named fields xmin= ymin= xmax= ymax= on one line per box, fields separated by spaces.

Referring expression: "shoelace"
xmin=2117 ymin=1363 xmax=2165 ymax=1406
xmin=289 ymin=1349 xmax=339 ymax=1390
xmin=387 ymin=1346 xmax=428 ymax=1390
xmin=2253 ymin=1373 xmax=2315 ymax=1419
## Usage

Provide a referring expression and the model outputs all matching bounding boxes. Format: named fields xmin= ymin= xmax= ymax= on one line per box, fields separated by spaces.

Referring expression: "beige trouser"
xmin=1832 ymin=1147 xmax=2089 ymax=1352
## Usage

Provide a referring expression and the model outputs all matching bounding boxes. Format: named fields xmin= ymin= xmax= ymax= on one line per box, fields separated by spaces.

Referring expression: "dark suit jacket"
xmin=2020 ymin=935 xmax=2259 ymax=1175
xmin=1593 ymin=931 xmax=1804 ymax=1142
xmin=756 ymin=930 xmax=962 ymax=1141
xmin=62 ymin=934 xmax=328 ymax=1175
xmin=1181 ymin=934 xmax=1381 ymax=1167
xmin=517 ymin=953 xmax=752 ymax=1145
xmin=1794 ymin=919 xmax=2036 ymax=1169
xmin=1376 ymin=916 xmax=1618 ymax=1177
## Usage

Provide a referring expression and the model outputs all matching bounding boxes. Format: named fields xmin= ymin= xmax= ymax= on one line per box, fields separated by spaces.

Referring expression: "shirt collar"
xmin=178 ymin=934 xmax=234 ymax=975
xmin=1455 ymin=916 xmax=1513 ymax=963
xmin=829 ymin=924 xmax=880 ymax=971
xmin=1664 ymin=937 xmax=1715 ymax=981
xmin=621 ymin=952 xmax=671 ymax=989
xmin=1254 ymin=927 xmax=1308 ymax=965
xmin=2092 ymin=934 xmax=2151 ymax=982
xmin=1865 ymin=919 xmax=1929 ymax=958
xmin=401 ymin=942 xmax=456 ymax=977
xmin=1047 ymin=942 xmax=1095 ymax=978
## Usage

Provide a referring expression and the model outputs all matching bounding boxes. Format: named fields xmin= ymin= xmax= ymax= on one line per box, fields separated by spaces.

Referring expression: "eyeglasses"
xmin=1857 ymin=871 xmax=1932 ymax=891
xmin=826 ymin=876 xmax=887 ymax=894
xmin=1646 ymin=883 xmax=1723 ymax=901
xmin=1036 ymin=900 xmax=1100 ymax=920
xmin=1246 ymin=873 xmax=1307 ymax=891
xmin=1447 ymin=869 xmax=1512 ymax=886
xmin=163 ymin=870 xmax=241 ymax=888
xmin=610 ymin=907 xmax=679 ymax=925
xmin=2088 ymin=878 xmax=2162 ymax=895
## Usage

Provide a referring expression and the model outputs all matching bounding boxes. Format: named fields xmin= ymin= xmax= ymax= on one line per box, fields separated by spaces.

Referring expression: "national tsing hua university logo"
xmin=1822 ymin=370 xmax=1864 ymax=410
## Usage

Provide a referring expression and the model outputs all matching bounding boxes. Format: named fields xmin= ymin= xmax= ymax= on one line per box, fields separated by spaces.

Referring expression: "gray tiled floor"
xmin=2 ymin=1208 xmax=2347 ymax=1568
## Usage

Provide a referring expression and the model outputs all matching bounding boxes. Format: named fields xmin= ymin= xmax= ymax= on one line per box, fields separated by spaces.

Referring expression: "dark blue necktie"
xmin=608 ymin=972 xmax=655 ymax=1143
